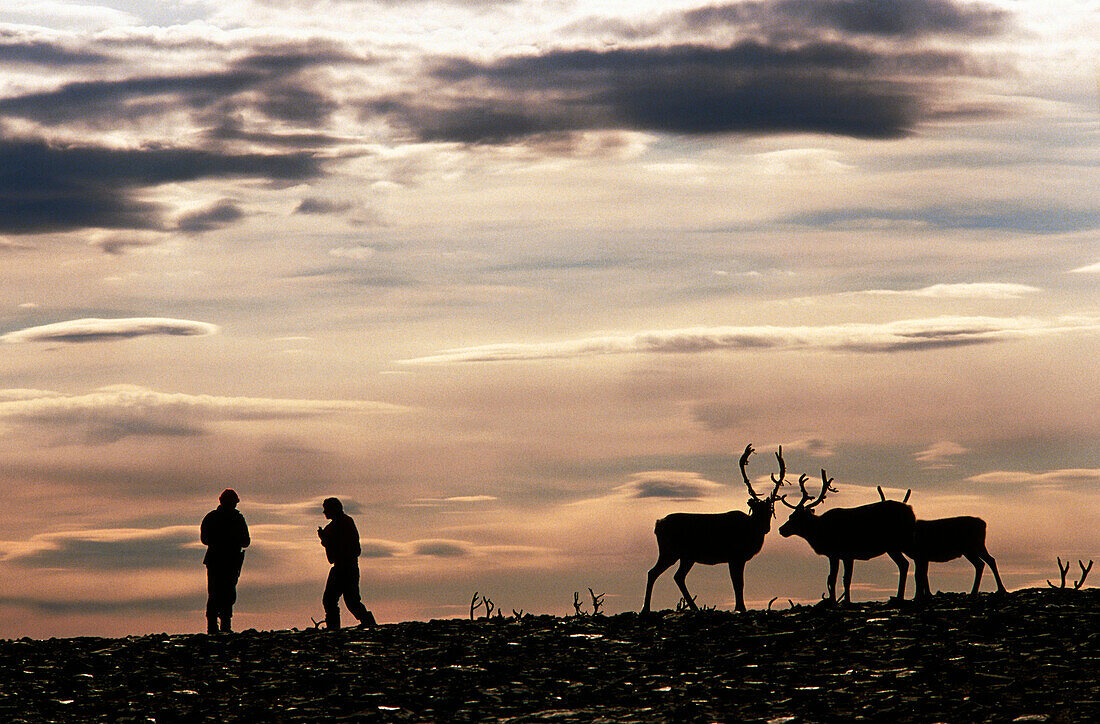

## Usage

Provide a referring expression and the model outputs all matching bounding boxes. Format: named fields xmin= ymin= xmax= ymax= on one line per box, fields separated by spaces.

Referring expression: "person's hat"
xmin=220 ymin=488 xmax=240 ymax=504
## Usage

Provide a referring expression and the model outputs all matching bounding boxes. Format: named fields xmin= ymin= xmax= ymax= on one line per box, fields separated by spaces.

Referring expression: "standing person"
xmin=200 ymin=489 xmax=250 ymax=634
xmin=318 ymin=497 xmax=376 ymax=629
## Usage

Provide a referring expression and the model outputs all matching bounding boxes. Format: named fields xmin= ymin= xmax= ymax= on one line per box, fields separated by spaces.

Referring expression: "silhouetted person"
xmin=318 ymin=497 xmax=376 ymax=629
xmin=201 ymin=488 xmax=250 ymax=633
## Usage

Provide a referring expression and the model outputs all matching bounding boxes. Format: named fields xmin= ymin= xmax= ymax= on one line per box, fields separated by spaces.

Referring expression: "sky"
xmin=0 ymin=0 xmax=1096 ymax=638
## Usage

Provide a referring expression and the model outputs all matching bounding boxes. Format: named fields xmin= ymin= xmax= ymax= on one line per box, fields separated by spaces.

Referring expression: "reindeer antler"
xmin=780 ymin=473 xmax=812 ymax=509
xmin=804 ymin=469 xmax=836 ymax=509
xmin=739 ymin=444 xmax=758 ymax=499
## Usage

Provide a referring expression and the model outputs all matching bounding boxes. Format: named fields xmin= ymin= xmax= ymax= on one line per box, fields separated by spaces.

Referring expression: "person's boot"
xmin=357 ymin=611 xmax=377 ymax=628
xmin=220 ymin=616 xmax=232 ymax=633
xmin=207 ymin=616 xmax=218 ymax=635
xmin=326 ymin=613 xmax=340 ymax=630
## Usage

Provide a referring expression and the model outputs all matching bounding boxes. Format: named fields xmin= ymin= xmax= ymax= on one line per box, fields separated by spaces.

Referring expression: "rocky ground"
xmin=0 ymin=588 xmax=1096 ymax=723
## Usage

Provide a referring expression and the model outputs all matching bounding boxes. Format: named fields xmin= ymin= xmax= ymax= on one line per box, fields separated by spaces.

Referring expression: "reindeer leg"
xmin=888 ymin=550 xmax=908 ymax=602
xmin=643 ymin=554 xmax=677 ymax=613
xmin=841 ymin=558 xmax=854 ymax=604
xmin=981 ymin=548 xmax=1007 ymax=594
xmin=914 ymin=558 xmax=930 ymax=601
xmin=673 ymin=559 xmax=697 ymax=610
xmin=728 ymin=560 xmax=746 ymax=613
xmin=965 ymin=552 xmax=985 ymax=595
xmin=826 ymin=557 xmax=839 ymax=602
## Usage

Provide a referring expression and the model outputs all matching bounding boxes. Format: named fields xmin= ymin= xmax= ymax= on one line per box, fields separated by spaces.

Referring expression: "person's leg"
xmin=323 ymin=566 xmax=342 ymax=629
xmin=206 ymin=566 xmax=219 ymax=634
xmin=339 ymin=564 xmax=372 ymax=624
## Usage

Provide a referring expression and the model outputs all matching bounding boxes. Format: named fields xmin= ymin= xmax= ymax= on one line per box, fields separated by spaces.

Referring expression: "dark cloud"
xmin=361 ymin=541 xmax=402 ymax=558
xmin=413 ymin=541 xmax=470 ymax=557
xmin=372 ymin=36 xmax=997 ymax=143
xmin=0 ymin=50 xmax=351 ymax=129
xmin=0 ymin=38 xmax=111 ymax=65
xmin=683 ymin=0 xmax=1010 ymax=38
xmin=616 ymin=473 xmax=724 ymax=500
xmin=361 ymin=0 xmax=1010 ymax=145
xmin=206 ymin=118 xmax=345 ymax=149
xmin=0 ymin=69 xmax=269 ymax=126
xmin=0 ymin=593 xmax=202 ymax=615
xmin=9 ymin=530 xmax=197 ymax=571
xmin=0 ymin=136 xmax=322 ymax=235
xmin=176 ymin=199 xmax=246 ymax=233
xmin=295 ymin=197 xmax=355 ymax=215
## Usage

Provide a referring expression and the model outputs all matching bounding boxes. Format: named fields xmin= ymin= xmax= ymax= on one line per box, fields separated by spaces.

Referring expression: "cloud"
xmin=399 ymin=316 xmax=1100 ymax=364
xmin=1069 ymin=262 xmax=1100 ymax=274
xmin=176 ymin=199 xmax=245 ymax=233
xmin=914 ymin=440 xmax=968 ymax=469
xmin=412 ymin=540 xmax=472 ymax=558
xmin=0 ymin=49 xmax=353 ymax=127
xmin=0 ymin=136 xmax=323 ymax=235
xmin=681 ymin=0 xmax=1010 ymax=39
xmin=343 ymin=536 xmax=543 ymax=560
xmin=0 ymin=35 xmax=111 ymax=65
xmin=2 ymin=526 xmax=198 ymax=571
xmin=613 ymin=471 xmax=726 ymax=501
xmin=374 ymin=39 xmax=983 ymax=144
xmin=2 ymin=317 xmax=219 ymax=344
xmin=0 ymin=385 xmax=408 ymax=443
xmin=778 ymin=203 xmax=1100 ymax=234
xmin=966 ymin=469 xmax=1100 ymax=489
xmin=0 ymin=593 xmax=201 ymax=615
xmin=364 ymin=0 xmax=1010 ymax=146
xmin=329 ymin=245 xmax=377 ymax=261
xmin=859 ymin=283 xmax=1041 ymax=300
xmin=295 ymin=197 xmax=355 ymax=215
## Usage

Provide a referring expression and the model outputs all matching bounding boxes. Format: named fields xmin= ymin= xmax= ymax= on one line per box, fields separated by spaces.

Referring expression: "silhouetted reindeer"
xmin=872 ymin=488 xmax=1008 ymax=600
xmin=642 ymin=444 xmax=786 ymax=613
xmin=779 ymin=471 xmax=915 ymax=603
xmin=907 ymin=516 xmax=1007 ymax=599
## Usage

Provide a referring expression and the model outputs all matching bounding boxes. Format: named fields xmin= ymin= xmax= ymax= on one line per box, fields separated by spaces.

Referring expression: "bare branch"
xmin=573 ymin=591 xmax=586 ymax=616
xmin=483 ymin=597 xmax=495 ymax=619
xmin=902 ymin=489 xmax=912 ymax=503
xmin=470 ymin=592 xmax=482 ymax=620
xmin=877 ymin=486 xmax=886 ymax=502
xmin=767 ymin=596 xmax=778 ymax=611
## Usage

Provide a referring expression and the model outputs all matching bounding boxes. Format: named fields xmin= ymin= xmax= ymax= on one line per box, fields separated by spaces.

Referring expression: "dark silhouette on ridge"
xmin=642 ymin=444 xmax=787 ymax=613
xmin=779 ymin=470 xmax=915 ymax=603
xmin=200 ymin=488 xmax=250 ymax=633
xmin=907 ymin=516 xmax=1007 ymax=599
xmin=318 ymin=497 xmax=376 ymax=629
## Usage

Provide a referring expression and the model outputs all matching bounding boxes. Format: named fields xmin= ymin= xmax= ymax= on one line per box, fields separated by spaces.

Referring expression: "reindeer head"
xmin=741 ymin=444 xmax=789 ymax=519
xmin=778 ymin=468 xmax=836 ymax=536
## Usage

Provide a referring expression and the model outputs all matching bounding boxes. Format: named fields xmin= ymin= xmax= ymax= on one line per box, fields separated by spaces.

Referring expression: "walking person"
xmin=200 ymin=488 xmax=250 ymax=634
xmin=318 ymin=497 xmax=376 ymax=629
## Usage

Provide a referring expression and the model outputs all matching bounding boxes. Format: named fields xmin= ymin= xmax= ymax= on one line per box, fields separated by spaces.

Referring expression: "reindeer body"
xmin=654 ymin=509 xmax=770 ymax=565
xmin=906 ymin=516 xmax=1006 ymax=599
xmin=642 ymin=444 xmax=785 ymax=613
xmin=780 ymin=496 xmax=916 ymax=603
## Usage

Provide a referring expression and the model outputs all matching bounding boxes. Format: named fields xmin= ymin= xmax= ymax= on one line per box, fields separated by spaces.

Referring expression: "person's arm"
xmin=239 ymin=515 xmax=250 ymax=549
xmin=200 ymin=512 xmax=211 ymax=546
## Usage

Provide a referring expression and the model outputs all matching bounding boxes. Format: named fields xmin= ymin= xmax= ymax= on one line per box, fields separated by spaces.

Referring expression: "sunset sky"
xmin=0 ymin=0 xmax=1096 ymax=638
